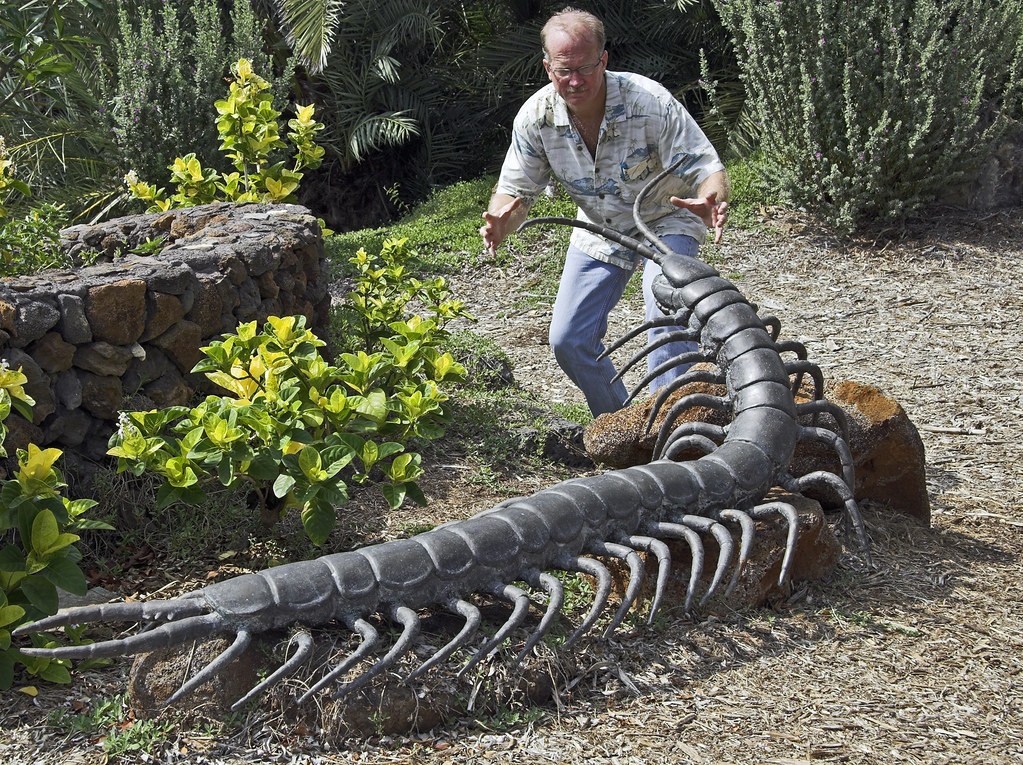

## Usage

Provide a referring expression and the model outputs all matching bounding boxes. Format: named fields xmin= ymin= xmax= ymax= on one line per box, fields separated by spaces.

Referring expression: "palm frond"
xmin=273 ymin=0 xmax=344 ymax=74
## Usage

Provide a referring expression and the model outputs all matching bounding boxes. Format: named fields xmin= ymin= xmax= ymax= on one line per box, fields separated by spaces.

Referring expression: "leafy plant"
xmin=109 ymin=242 xmax=467 ymax=545
xmin=0 ymin=364 xmax=114 ymax=690
xmin=0 ymin=134 xmax=29 ymax=219
xmin=49 ymin=693 xmax=176 ymax=757
xmin=0 ymin=1 xmax=120 ymax=221
xmin=104 ymin=0 xmax=286 ymax=188
xmin=126 ymin=58 xmax=325 ymax=211
xmin=711 ymin=0 xmax=1023 ymax=231
xmin=0 ymin=132 xmax=95 ymax=276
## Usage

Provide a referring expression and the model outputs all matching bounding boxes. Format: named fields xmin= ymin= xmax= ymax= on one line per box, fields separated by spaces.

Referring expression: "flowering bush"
xmin=711 ymin=0 xmax=1023 ymax=230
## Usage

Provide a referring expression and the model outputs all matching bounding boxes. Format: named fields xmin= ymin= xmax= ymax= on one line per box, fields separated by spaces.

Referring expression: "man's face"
xmin=543 ymin=29 xmax=607 ymax=112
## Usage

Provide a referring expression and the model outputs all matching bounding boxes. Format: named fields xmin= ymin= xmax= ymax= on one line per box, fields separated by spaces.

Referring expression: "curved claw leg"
xmin=796 ymin=400 xmax=850 ymax=438
xmin=560 ymin=556 xmax=612 ymax=649
xmin=717 ymin=508 xmax=755 ymax=595
xmin=782 ymin=471 xmax=872 ymax=567
xmin=165 ymin=628 xmax=252 ymax=706
xmin=611 ymin=330 xmax=699 ymax=384
xmin=673 ymin=515 xmax=734 ymax=606
xmin=799 ymin=425 xmax=856 ymax=490
xmin=620 ymin=534 xmax=671 ymax=624
xmin=515 ymin=571 xmax=564 ymax=664
xmin=600 ymin=314 xmax=682 ymax=360
xmin=627 ymin=352 xmax=706 ymax=405
xmin=652 ymin=394 xmax=730 ymax=458
xmin=298 ymin=617 xmax=379 ymax=704
xmin=589 ymin=541 xmax=646 ymax=637
xmin=231 ymin=630 xmax=314 ymax=711
xmin=407 ymin=599 xmax=481 ymax=681
xmin=333 ymin=606 xmax=420 ymax=700
xmin=458 ymin=583 xmax=531 ymax=678
xmin=749 ymin=501 xmax=800 ymax=586
xmin=644 ymin=369 xmax=724 ymax=430
xmin=664 ymin=433 xmax=720 ymax=461
xmin=640 ymin=521 xmax=704 ymax=612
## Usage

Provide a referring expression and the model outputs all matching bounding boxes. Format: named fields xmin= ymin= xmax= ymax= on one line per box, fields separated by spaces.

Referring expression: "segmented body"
xmin=18 ymin=172 xmax=870 ymax=711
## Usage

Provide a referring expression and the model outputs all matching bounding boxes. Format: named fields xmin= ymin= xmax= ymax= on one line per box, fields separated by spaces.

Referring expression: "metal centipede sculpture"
xmin=15 ymin=162 xmax=871 ymax=713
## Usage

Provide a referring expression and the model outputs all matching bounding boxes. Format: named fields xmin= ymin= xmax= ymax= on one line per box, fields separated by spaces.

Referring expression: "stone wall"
xmin=0 ymin=202 xmax=328 ymax=463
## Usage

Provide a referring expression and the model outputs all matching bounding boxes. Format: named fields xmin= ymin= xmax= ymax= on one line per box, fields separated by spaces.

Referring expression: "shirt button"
xmin=598 ymin=193 xmax=605 ymax=199
xmin=605 ymin=218 xmax=612 ymax=224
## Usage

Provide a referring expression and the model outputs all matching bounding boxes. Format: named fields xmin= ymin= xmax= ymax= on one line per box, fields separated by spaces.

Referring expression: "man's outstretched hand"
xmin=480 ymin=196 xmax=523 ymax=257
xmin=670 ymin=191 xmax=729 ymax=244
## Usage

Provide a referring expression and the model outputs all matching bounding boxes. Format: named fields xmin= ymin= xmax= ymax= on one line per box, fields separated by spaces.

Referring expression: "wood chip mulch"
xmin=2 ymin=206 xmax=1021 ymax=764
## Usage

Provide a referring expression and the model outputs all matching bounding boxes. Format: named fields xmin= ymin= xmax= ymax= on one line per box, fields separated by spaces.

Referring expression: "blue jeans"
xmin=549 ymin=235 xmax=700 ymax=416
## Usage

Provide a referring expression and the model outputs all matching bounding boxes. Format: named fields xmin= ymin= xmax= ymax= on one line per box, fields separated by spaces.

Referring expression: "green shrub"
xmin=126 ymin=58 xmax=324 ymax=211
xmin=0 ymin=366 xmax=113 ymax=690
xmin=103 ymin=0 xmax=285 ymax=186
xmin=711 ymin=0 xmax=1023 ymax=230
xmin=109 ymin=242 xmax=467 ymax=546
xmin=0 ymin=134 xmax=88 ymax=276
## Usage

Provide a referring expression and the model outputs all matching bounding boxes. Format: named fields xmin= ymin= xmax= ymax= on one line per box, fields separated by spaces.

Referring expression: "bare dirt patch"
xmin=2 ymin=207 xmax=1021 ymax=764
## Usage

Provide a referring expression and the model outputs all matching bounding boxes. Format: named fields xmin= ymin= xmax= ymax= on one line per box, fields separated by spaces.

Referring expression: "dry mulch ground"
xmin=2 ymin=207 xmax=1021 ymax=764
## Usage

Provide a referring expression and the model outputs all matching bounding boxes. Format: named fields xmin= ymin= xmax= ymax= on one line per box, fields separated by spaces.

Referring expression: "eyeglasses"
xmin=547 ymin=55 xmax=604 ymax=80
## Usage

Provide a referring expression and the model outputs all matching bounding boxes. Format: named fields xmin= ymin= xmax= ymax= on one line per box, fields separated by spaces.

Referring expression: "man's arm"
xmin=670 ymin=169 xmax=731 ymax=244
xmin=480 ymin=192 xmax=531 ymax=256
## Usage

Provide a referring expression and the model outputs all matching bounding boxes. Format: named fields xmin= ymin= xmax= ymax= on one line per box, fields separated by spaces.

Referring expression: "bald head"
xmin=541 ymin=7 xmax=605 ymax=60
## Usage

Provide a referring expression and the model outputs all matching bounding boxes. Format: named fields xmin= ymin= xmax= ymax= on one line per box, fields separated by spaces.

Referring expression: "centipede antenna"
xmin=458 ymin=583 xmax=532 ymax=677
xmin=632 ymin=155 xmax=690 ymax=257
xmin=298 ymin=618 xmax=378 ymax=703
xmin=408 ymin=599 xmax=481 ymax=681
xmin=18 ymin=612 xmax=223 ymax=660
xmin=640 ymin=521 xmax=705 ymax=612
xmin=165 ymin=628 xmax=252 ymax=706
xmin=516 ymin=216 xmax=662 ymax=263
xmin=332 ymin=606 xmax=420 ymax=700
xmin=231 ymin=630 xmax=314 ymax=711
xmin=560 ymin=555 xmax=613 ymax=648
xmin=515 ymin=571 xmax=565 ymax=663
xmin=13 ymin=598 xmax=210 ymax=637
xmin=619 ymin=535 xmax=671 ymax=623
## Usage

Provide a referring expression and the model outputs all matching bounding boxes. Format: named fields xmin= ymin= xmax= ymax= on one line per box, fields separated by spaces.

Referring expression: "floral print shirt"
xmin=496 ymin=71 xmax=725 ymax=269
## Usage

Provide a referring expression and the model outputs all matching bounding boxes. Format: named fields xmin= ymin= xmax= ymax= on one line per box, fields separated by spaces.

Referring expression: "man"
xmin=480 ymin=7 xmax=730 ymax=417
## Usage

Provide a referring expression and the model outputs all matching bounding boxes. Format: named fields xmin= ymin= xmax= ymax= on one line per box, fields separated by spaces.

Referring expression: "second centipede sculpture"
xmin=15 ymin=164 xmax=872 ymax=712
